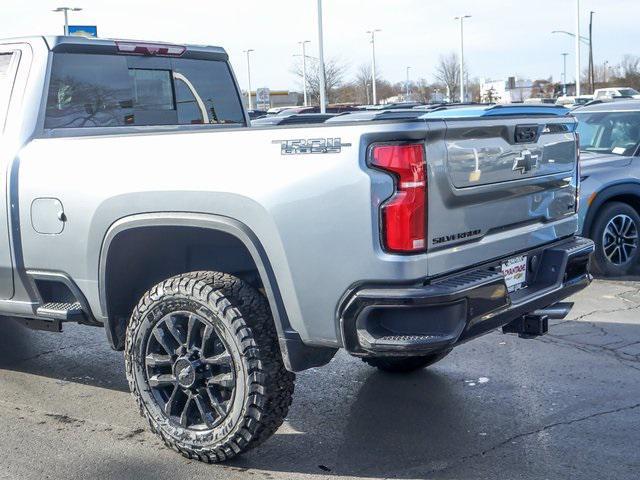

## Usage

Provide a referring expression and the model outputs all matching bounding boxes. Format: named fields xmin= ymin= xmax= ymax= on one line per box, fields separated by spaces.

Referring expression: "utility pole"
xmin=562 ymin=53 xmax=569 ymax=95
xmin=406 ymin=66 xmax=411 ymax=99
xmin=53 ymin=7 xmax=82 ymax=35
xmin=298 ymin=40 xmax=310 ymax=106
xmin=455 ymin=15 xmax=471 ymax=102
xmin=575 ymin=0 xmax=581 ymax=97
xmin=367 ymin=29 xmax=381 ymax=104
xmin=317 ymin=0 xmax=327 ymax=112
xmin=243 ymin=49 xmax=254 ymax=110
xmin=589 ymin=10 xmax=595 ymax=93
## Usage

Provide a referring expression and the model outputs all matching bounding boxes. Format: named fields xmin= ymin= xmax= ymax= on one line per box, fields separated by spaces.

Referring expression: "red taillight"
xmin=115 ymin=41 xmax=186 ymax=57
xmin=371 ymin=143 xmax=426 ymax=253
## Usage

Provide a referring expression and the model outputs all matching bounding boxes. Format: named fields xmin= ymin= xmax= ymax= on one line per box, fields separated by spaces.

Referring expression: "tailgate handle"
xmin=515 ymin=125 xmax=540 ymax=144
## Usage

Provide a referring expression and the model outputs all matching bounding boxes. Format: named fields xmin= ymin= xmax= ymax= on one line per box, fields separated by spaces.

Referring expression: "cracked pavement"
xmin=0 ymin=278 xmax=639 ymax=480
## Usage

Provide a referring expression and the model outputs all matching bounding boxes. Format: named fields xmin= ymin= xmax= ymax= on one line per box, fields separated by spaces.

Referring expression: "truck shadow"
xmin=223 ymin=365 xmax=494 ymax=478
xmin=0 ymin=318 xmax=130 ymax=392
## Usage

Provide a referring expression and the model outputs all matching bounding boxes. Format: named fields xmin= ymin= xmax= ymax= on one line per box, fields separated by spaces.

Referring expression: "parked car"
xmin=575 ymin=100 xmax=640 ymax=275
xmin=593 ymin=87 xmax=640 ymax=100
xmin=251 ymin=112 xmax=337 ymax=125
xmin=1 ymin=35 xmax=593 ymax=463
xmin=276 ymin=104 xmax=359 ymax=116
xmin=246 ymin=109 xmax=267 ymax=120
xmin=524 ymin=98 xmax=556 ymax=104
xmin=266 ymin=105 xmax=296 ymax=115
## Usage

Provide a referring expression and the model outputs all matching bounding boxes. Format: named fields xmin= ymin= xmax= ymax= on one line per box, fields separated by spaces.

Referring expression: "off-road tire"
xmin=124 ymin=271 xmax=295 ymax=463
xmin=591 ymin=202 xmax=640 ymax=277
xmin=362 ymin=350 xmax=451 ymax=373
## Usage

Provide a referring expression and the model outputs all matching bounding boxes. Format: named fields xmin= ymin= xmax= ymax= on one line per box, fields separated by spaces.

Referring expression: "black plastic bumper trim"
xmin=339 ymin=236 xmax=594 ymax=356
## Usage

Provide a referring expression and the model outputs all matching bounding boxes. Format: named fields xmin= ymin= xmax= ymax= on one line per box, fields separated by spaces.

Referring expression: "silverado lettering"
xmin=432 ymin=229 xmax=482 ymax=245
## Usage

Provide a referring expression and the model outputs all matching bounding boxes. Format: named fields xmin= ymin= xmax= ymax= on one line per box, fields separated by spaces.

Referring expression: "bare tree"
xmin=291 ymin=57 xmax=346 ymax=105
xmin=434 ymin=52 xmax=461 ymax=102
xmin=354 ymin=63 xmax=373 ymax=104
xmin=620 ymin=54 xmax=640 ymax=77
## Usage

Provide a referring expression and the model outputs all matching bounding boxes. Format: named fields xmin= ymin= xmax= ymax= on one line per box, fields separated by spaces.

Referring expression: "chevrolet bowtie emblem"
xmin=512 ymin=150 xmax=539 ymax=174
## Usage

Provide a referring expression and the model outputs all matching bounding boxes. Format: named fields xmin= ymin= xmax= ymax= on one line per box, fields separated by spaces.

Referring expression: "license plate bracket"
xmin=501 ymin=255 xmax=527 ymax=293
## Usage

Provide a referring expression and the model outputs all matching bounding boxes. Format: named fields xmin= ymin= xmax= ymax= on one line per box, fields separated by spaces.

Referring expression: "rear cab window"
xmin=44 ymin=50 xmax=246 ymax=130
xmin=0 ymin=51 xmax=19 ymax=131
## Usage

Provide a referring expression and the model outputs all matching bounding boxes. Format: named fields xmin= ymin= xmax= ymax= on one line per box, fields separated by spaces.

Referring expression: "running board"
xmin=36 ymin=302 xmax=85 ymax=322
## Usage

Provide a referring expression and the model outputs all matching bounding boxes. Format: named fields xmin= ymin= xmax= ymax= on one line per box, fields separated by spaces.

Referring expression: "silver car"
xmin=576 ymin=100 xmax=640 ymax=275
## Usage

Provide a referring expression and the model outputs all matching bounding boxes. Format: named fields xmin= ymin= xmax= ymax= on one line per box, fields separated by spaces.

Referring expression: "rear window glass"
xmin=45 ymin=53 xmax=245 ymax=129
xmin=0 ymin=52 xmax=17 ymax=130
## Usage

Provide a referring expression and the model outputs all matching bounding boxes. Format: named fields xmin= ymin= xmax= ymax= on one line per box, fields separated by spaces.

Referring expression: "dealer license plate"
xmin=501 ymin=255 xmax=527 ymax=292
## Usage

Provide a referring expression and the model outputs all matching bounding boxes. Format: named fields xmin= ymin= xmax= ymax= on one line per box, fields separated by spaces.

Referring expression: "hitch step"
xmin=36 ymin=302 xmax=85 ymax=322
xmin=502 ymin=315 xmax=549 ymax=339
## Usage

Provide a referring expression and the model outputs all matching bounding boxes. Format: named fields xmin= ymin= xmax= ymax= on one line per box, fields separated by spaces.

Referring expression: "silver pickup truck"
xmin=0 ymin=36 xmax=593 ymax=462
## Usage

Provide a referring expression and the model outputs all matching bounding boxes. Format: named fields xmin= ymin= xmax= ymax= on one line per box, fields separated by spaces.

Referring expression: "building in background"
xmin=480 ymin=77 xmax=534 ymax=103
xmin=242 ymin=90 xmax=300 ymax=110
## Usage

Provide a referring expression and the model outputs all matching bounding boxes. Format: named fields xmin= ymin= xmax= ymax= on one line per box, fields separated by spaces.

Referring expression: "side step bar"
xmin=35 ymin=302 xmax=85 ymax=322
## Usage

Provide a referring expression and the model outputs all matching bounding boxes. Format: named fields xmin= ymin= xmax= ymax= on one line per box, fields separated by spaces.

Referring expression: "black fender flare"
xmin=98 ymin=212 xmax=336 ymax=372
xmin=583 ymin=182 xmax=640 ymax=237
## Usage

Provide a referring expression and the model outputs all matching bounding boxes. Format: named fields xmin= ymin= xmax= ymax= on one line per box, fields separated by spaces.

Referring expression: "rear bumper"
xmin=338 ymin=236 xmax=594 ymax=356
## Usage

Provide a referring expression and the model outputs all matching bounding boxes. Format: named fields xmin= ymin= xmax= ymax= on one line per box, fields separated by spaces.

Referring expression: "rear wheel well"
xmin=104 ymin=226 xmax=263 ymax=348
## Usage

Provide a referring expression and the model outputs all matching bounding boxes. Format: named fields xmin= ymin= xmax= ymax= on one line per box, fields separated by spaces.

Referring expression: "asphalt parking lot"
xmin=0 ymin=278 xmax=639 ymax=480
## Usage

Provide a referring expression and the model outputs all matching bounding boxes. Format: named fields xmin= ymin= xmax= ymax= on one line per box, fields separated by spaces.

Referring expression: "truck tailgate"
xmin=425 ymin=116 xmax=579 ymax=276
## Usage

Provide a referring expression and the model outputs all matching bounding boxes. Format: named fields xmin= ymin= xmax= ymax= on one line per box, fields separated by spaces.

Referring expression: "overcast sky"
xmin=2 ymin=0 xmax=637 ymax=91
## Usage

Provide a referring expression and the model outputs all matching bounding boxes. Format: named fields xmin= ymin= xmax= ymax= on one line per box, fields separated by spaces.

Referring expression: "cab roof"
xmin=1 ymin=35 xmax=228 ymax=61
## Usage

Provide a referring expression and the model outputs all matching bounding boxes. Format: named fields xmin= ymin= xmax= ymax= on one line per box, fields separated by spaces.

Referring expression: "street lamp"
xmin=316 ymin=0 xmax=327 ymax=113
xmin=243 ymin=49 xmax=254 ymax=110
xmin=366 ymin=29 xmax=381 ymax=105
xmin=561 ymin=53 xmax=569 ymax=95
xmin=454 ymin=15 xmax=471 ymax=103
xmin=405 ymin=66 xmax=411 ymax=98
xmin=551 ymin=30 xmax=589 ymax=44
xmin=52 ymin=7 xmax=82 ymax=36
xmin=298 ymin=40 xmax=311 ymax=106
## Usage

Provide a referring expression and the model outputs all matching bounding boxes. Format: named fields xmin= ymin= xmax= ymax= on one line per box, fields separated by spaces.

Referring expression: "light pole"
xmin=603 ymin=60 xmax=609 ymax=83
xmin=406 ymin=66 xmax=411 ymax=99
xmin=243 ymin=49 xmax=254 ymax=110
xmin=298 ymin=40 xmax=311 ymax=106
xmin=575 ymin=0 xmax=581 ymax=97
xmin=317 ymin=0 xmax=327 ymax=113
xmin=588 ymin=10 xmax=595 ymax=93
xmin=53 ymin=7 xmax=82 ymax=35
xmin=366 ymin=29 xmax=381 ymax=104
xmin=552 ymin=29 xmax=589 ymax=96
xmin=561 ymin=53 xmax=569 ymax=95
xmin=455 ymin=15 xmax=471 ymax=103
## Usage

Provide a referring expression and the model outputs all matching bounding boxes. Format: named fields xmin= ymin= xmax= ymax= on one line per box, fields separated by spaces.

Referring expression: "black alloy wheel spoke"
xmin=165 ymin=384 xmax=182 ymax=416
xmin=193 ymin=393 xmax=216 ymax=428
xmin=148 ymin=373 xmax=176 ymax=388
xmin=145 ymin=353 xmax=173 ymax=367
xmin=153 ymin=328 xmax=176 ymax=356
xmin=180 ymin=396 xmax=193 ymax=427
xmin=185 ymin=314 xmax=199 ymax=349
xmin=205 ymin=388 xmax=227 ymax=417
xmin=201 ymin=324 xmax=214 ymax=352
xmin=207 ymin=372 xmax=235 ymax=389
xmin=202 ymin=351 xmax=232 ymax=366
xmin=165 ymin=315 xmax=186 ymax=346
